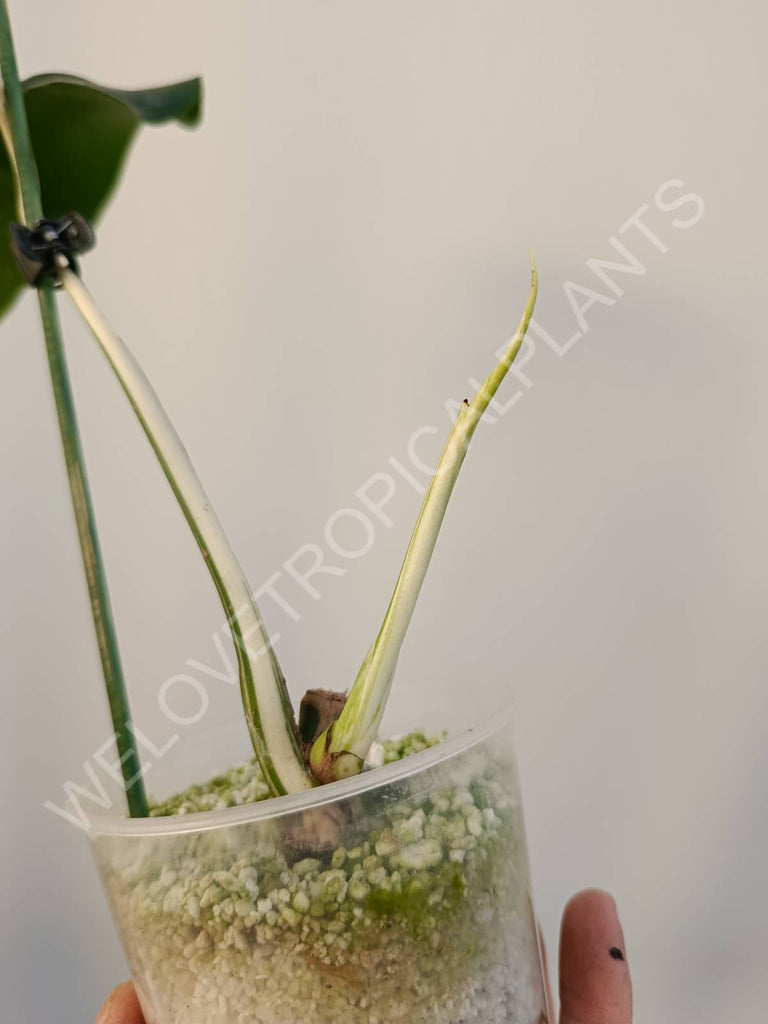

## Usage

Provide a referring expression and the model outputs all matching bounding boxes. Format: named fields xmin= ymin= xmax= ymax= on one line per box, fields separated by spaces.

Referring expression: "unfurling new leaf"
xmin=310 ymin=259 xmax=538 ymax=782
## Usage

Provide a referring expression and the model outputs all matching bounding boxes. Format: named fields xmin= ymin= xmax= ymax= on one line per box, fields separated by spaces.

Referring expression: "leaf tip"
xmin=177 ymin=77 xmax=204 ymax=128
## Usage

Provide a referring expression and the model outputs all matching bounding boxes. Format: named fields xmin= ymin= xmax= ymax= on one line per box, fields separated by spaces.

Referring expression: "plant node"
xmin=308 ymin=725 xmax=364 ymax=785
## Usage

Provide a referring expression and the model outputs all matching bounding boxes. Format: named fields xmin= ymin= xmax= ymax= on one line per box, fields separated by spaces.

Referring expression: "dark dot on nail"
xmin=609 ymin=946 xmax=624 ymax=961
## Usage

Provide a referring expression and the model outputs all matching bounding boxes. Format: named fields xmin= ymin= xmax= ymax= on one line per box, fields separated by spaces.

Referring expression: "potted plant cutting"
xmin=0 ymin=4 xmax=549 ymax=1022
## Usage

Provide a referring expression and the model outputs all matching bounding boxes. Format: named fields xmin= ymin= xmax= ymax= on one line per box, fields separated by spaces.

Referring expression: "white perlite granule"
xmin=95 ymin=734 xmax=548 ymax=1024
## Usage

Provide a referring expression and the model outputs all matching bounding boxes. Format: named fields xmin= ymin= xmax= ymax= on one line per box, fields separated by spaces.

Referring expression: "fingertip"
xmin=559 ymin=889 xmax=632 ymax=1024
xmin=562 ymin=887 xmax=617 ymax=921
xmin=95 ymin=982 xmax=144 ymax=1024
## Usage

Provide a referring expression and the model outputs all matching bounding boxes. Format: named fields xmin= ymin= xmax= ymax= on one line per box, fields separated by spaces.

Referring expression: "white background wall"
xmin=1 ymin=2 xmax=766 ymax=1021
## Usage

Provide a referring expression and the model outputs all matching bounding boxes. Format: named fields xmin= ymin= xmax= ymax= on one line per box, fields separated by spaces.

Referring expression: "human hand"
xmin=95 ymin=888 xmax=632 ymax=1024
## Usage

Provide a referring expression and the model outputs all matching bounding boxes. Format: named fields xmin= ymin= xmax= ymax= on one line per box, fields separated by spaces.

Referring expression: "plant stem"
xmin=311 ymin=258 xmax=538 ymax=779
xmin=0 ymin=8 xmax=38 ymax=222
xmin=0 ymin=0 xmax=148 ymax=815
xmin=58 ymin=266 xmax=314 ymax=797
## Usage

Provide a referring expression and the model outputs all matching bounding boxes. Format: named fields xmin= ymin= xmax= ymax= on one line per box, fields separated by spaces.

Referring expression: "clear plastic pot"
xmin=89 ymin=710 xmax=549 ymax=1024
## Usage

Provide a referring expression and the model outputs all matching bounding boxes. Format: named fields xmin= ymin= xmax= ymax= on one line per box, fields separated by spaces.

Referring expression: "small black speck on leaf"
xmin=609 ymin=946 xmax=624 ymax=961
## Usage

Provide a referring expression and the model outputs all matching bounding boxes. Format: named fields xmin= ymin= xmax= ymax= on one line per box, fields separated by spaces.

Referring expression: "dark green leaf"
xmin=0 ymin=74 xmax=202 ymax=316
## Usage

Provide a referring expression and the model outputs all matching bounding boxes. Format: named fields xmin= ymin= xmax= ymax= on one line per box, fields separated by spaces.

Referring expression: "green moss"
xmin=364 ymin=864 xmax=468 ymax=939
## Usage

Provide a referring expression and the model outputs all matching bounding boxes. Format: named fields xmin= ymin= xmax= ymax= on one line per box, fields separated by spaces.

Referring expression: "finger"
xmin=559 ymin=889 xmax=632 ymax=1024
xmin=95 ymin=982 xmax=145 ymax=1024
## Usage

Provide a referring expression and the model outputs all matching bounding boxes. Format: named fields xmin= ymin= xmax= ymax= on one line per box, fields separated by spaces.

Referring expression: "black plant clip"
xmin=9 ymin=212 xmax=95 ymax=288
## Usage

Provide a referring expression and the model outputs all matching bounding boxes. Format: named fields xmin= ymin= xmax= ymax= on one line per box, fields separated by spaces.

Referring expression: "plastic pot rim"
xmin=87 ymin=702 xmax=515 ymax=839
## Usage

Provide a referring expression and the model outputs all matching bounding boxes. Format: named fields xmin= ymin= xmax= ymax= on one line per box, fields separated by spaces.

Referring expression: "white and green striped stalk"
xmin=58 ymin=265 xmax=314 ymax=797
xmin=310 ymin=257 xmax=538 ymax=782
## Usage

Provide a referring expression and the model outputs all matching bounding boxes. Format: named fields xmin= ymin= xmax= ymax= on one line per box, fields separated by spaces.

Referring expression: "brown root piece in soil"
xmin=282 ymin=800 xmax=349 ymax=856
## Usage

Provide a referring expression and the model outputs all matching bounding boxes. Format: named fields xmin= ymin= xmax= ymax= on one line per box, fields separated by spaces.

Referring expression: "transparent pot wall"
xmin=90 ymin=717 xmax=549 ymax=1024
